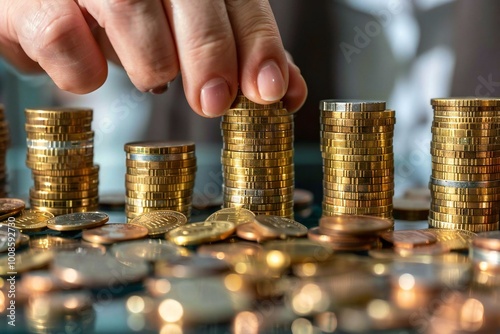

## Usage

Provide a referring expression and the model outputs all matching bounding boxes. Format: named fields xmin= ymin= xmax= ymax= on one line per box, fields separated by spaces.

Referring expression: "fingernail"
xmin=149 ymin=82 xmax=170 ymax=95
xmin=257 ymin=60 xmax=286 ymax=102
xmin=201 ymin=78 xmax=230 ymax=117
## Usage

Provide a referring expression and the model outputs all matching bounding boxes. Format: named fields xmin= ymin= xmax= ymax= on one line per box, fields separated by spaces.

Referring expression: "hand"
xmin=0 ymin=0 xmax=307 ymax=116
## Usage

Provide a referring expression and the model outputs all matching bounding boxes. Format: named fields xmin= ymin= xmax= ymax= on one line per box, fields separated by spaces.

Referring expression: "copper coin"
xmin=380 ymin=230 xmax=437 ymax=249
xmin=472 ymin=231 xmax=500 ymax=251
xmin=308 ymin=227 xmax=376 ymax=251
xmin=236 ymin=222 xmax=275 ymax=242
xmin=82 ymin=223 xmax=149 ymax=244
xmin=421 ymin=228 xmax=476 ymax=251
xmin=393 ymin=197 xmax=429 ymax=221
xmin=319 ymin=215 xmax=393 ymax=235
xmin=0 ymin=198 xmax=25 ymax=215
xmin=253 ymin=215 xmax=308 ymax=238
xmin=293 ymin=188 xmax=314 ymax=209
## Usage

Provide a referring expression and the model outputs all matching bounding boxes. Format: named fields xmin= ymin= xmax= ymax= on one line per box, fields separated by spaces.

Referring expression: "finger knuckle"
xmin=105 ymin=0 xmax=149 ymax=15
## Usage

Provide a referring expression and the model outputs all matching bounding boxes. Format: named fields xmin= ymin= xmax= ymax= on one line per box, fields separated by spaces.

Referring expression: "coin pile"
xmin=320 ymin=100 xmax=395 ymax=219
xmin=25 ymin=108 xmax=99 ymax=215
xmin=429 ymin=98 xmax=500 ymax=232
xmin=124 ymin=141 xmax=196 ymax=221
xmin=0 ymin=105 xmax=9 ymax=197
xmin=221 ymin=93 xmax=294 ymax=218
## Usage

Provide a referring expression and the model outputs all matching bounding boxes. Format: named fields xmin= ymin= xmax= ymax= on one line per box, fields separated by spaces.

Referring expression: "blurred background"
xmin=1 ymin=0 xmax=499 ymax=203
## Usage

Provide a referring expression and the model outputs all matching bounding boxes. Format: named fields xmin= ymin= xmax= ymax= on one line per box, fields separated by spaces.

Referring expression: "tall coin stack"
xmin=124 ymin=142 xmax=196 ymax=222
xmin=320 ymin=100 xmax=395 ymax=219
xmin=221 ymin=93 xmax=294 ymax=218
xmin=25 ymin=108 xmax=99 ymax=215
xmin=0 ymin=105 xmax=10 ymax=197
xmin=429 ymin=98 xmax=500 ymax=232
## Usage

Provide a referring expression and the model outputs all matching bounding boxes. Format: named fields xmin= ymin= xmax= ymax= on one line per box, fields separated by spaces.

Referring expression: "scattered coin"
xmin=205 ymin=207 xmax=256 ymax=226
xmin=253 ymin=215 xmax=308 ymax=238
xmin=128 ymin=210 xmax=187 ymax=237
xmin=380 ymin=230 xmax=438 ymax=249
xmin=82 ymin=223 xmax=149 ymax=244
xmin=0 ymin=198 xmax=25 ymax=215
xmin=46 ymin=211 xmax=109 ymax=231
xmin=167 ymin=221 xmax=236 ymax=246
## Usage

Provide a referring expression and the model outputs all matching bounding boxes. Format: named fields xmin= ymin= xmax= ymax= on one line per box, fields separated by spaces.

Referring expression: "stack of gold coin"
xmin=0 ymin=105 xmax=9 ymax=197
xmin=25 ymin=107 xmax=99 ymax=215
xmin=124 ymin=141 xmax=196 ymax=221
xmin=221 ymin=94 xmax=294 ymax=218
xmin=320 ymin=100 xmax=395 ymax=219
xmin=429 ymin=98 xmax=500 ymax=232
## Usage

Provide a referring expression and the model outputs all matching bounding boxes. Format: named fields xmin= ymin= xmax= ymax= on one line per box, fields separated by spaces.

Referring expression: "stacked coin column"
xmin=221 ymin=94 xmax=294 ymax=218
xmin=0 ymin=105 xmax=10 ymax=197
xmin=429 ymin=98 xmax=500 ymax=232
xmin=320 ymin=100 xmax=395 ymax=219
xmin=124 ymin=142 xmax=196 ymax=222
xmin=25 ymin=108 xmax=99 ymax=215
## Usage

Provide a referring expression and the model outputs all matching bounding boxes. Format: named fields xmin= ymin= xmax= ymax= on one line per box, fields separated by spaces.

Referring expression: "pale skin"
xmin=0 ymin=0 xmax=308 ymax=117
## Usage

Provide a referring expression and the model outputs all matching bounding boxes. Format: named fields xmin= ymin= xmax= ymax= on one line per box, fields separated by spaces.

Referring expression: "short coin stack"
xmin=320 ymin=100 xmax=395 ymax=219
xmin=25 ymin=108 xmax=99 ymax=215
xmin=124 ymin=141 xmax=196 ymax=222
xmin=221 ymin=94 xmax=294 ymax=218
xmin=429 ymin=98 xmax=500 ymax=232
xmin=0 ymin=105 xmax=10 ymax=197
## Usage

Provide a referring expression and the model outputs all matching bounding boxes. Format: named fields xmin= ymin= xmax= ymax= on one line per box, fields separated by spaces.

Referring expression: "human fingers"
xmin=0 ymin=0 xmax=107 ymax=93
xmin=282 ymin=52 xmax=308 ymax=113
xmin=226 ymin=0 xmax=289 ymax=105
xmin=79 ymin=0 xmax=178 ymax=93
xmin=164 ymin=0 xmax=238 ymax=117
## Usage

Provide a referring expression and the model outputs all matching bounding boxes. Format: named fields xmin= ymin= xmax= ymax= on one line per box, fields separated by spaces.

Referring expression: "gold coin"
xmin=235 ymin=221 xmax=276 ymax=242
xmin=223 ymin=178 xmax=294 ymax=189
xmin=323 ymin=160 xmax=393 ymax=170
xmin=319 ymin=215 xmax=393 ymax=234
xmin=432 ymin=135 xmax=500 ymax=146
xmin=26 ymin=154 xmax=94 ymax=165
xmin=125 ymin=159 xmax=196 ymax=169
xmin=221 ymin=150 xmax=293 ymax=160
xmin=431 ymin=97 xmax=500 ymax=107
xmin=126 ymin=203 xmax=191 ymax=214
xmin=221 ymin=122 xmax=293 ymax=131
xmin=431 ymin=121 xmax=498 ymax=130
xmin=222 ymin=115 xmax=293 ymax=124
xmin=320 ymin=100 xmax=386 ymax=112
xmin=25 ymin=107 xmax=92 ymax=118
xmin=221 ymin=157 xmax=293 ymax=168
xmin=26 ymin=131 xmax=94 ymax=141
xmin=223 ymin=143 xmax=293 ymax=152
xmin=323 ymin=168 xmax=393 ymax=177
xmin=322 ymin=203 xmax=393 ymax=215
xmin=420 ymin=228 xmax=476 ymax=251
xmin=126 ymin=166 xmax=196 ymax=176
xmin=25 ymin=124 xmax=92 ymax=134
xmin=221 ymin=129 xmax=294 ymax=139
xmin=429 ymin=182 xmax=500 ymax=195
xmin=124 ymin=141 xmax=195 ymax=154
xmin=430 ymin=205 xmax=496 ymax=216
xmin=322 ymin=152 xmax=394 ymax=162
xmin=431 ymin=198 xmax=496 ymax=208
xmin=31 ymin=206 xmax=99 ymax=216
xmin=0 ymin=198 xmax=26 ymax=215
xmin=46 ymin=212 xmax=109 ymax=231
xmin=25 ymin=116 xmax=92 ymax=126
xmin=224 ymin=193 xmax=294 ymax=205
xmin=27 ymin=147 xmax=93 ymax=156
xmin=321 ymin=131 xmax=394 ymax=141
xmin=432 ymin=171 xmax=500 ymax=181
xmin=320 ymin=117 xmax=396 ymax=126
xmin=431 ymin=127 xmax=498 ymax=137
xmin=431 ymin=163 xmax=500 ymax=174
xmin=1 ymin=209 xmax=53 ymax=232
xmin=167 ymin=221 xmax=236 ymax=246
xmin=225 ymin=107 xmax=290 ymax=117
xmin=253 ymin=215 xmax=307 ymax=238
xmin=320 ymin=138 xmax=393 ymax=148
xmin=125 ymin=197 xmax=192 ymax=208
xmin=323 ymin=189 xmax=393 ymax=200
xmin=224 ymin=137 xmax=294 ymax=145
xmin=429 ymin=211 xmax=498 ymax=224
xmin=125 ymin=174 xmax=195 ymax=184
xmin=323 ymin=182 xmax=394 ymax=193
xmin=223 ymin=172 xmax=294 ymax=182
xmin=323 ymin=197 xmax=392 ymax=207
xmin=125 ymin=182 xmax=194 ymax=192
xmin=222 ymin=165 xmax=294 ymax=176
xmin=430 ymin=191 xmax=497 ymax=202
xmin=81 ymin=223 xmax=148 ymax=244
xmin=32 ymin=173 xmax=98 ymax=184
xmin=320 ymin=110 xmax=395 ymax=119
xmin=30 ymin=189 xmax=98 ymax=201
xmin=205 ymin=207 xmax=256 ymax=226
xmin=233 ymin=208 xmax=294 ymax=218
xmin=0 ymin=249 xmax=54 ymax=275
xmin=126 ymin=152 xmax=195 ymax=162
xmin=30 ymin=165 xmax=99 ymax=177
xmin=128 ymin=210 xmax=187 ymax=237
xmin=30 ymin=197 xmax=99 ymax=208
xmin=125 ymin=189 xmax=193 ymax=200
xmin=428 ymin=218 xmax=499 ymax=232
xmin=321 ymin=146 xmax=393 ymax=155
xmin=226 ymin=201 xmax=294 ymax=211
xmin=323 ymin=176 xmax=393 ymax=185
xmin=26 ymin=160 xmax=95 ymax=170
xmin=320 ymin=124 xmax=394 ymax=133
xmin=223 ymin=185 xmax=294 ymax=196
xmin=431 ymin=155 xmax=500 ymax=166
xmin=33 ymin=182 xmax=98 ymax=192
